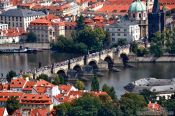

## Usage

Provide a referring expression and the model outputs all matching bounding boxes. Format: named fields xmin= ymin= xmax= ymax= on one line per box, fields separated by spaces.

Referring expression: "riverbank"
xmin=128 ymin=56 xmax=175 ymax=63
xmin=0 ymin=43 xmax=50 ymax=50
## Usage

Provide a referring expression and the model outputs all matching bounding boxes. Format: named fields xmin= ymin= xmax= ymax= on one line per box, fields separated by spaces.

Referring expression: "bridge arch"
xmin=104 ymin=56 xmax=114 ymax=69
xmin=57 ymin=69 xmax=67 ymax=78
xmin=88 ymin=60 xmax=98 ymax=70
xmin=73 ymin=65 xmax=82 ymax=73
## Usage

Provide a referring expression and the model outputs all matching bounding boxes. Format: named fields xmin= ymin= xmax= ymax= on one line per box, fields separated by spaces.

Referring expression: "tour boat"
xmin=0 ymin=47 xmax=37 ymax=53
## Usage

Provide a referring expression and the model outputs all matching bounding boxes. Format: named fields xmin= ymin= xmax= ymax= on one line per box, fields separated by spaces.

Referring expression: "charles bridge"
xmin=27 ymin=45 xmax=130 ymax=77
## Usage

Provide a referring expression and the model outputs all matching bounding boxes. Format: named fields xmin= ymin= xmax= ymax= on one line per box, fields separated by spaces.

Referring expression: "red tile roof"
xmin=90 ymin=91 xmax=108 ymax=96
xmin=36 ymin=80 xmax=54 ymax=88
xmin=30 ymin=108 xmax=52 ymax=116
xmin=148 ymin=101 xmax=161 ymax=111
xmin=54 ymin=94 xmax=71 ymax=103
xmin=23 ymin=81 xmax=36 ymax=91
xmin=59 ymin=85 xmax=72 ymax=93
xmin=0 ymin=108 xmax=5 ymax=116
xmin=10 ymin=77 xmax=27 ymax=88
xmin=33 ymin=86 xmax=46 ymax=94
xmin=0 ymin=83 xmax=9 ymax=90
xmin=1 ymin=28 xmax=26 ymax=37
xmin=0 ymin=91 xmax=24 ymax=102
xmin=30 ymin=14 xmax=64 ymax=27
xmin=20 ymin=94 xmax=52 ymax=105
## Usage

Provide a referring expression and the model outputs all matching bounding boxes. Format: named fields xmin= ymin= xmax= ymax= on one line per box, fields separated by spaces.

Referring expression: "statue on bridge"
xmin=120 ymin=53 xmax=129 ymax=68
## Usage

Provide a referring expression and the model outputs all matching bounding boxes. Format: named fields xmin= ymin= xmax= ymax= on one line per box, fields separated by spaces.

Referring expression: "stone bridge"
xmin=28 ymin=45 xmax=130 ymax=77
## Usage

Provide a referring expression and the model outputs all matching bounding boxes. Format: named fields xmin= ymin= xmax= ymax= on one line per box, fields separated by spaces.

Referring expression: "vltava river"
xmin=0 ymin=50 xmax=175 ymax=96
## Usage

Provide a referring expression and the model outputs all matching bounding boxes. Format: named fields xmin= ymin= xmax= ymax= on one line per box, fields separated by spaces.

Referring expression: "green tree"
xmin=26 ymin=32 xmax=37 ymax=43
xmin=120 ymin=93 xmax=147 ymax=116
xmin=140 ymin=89 xmax=156 ymax=103
xmin=91 ymin=75 xmax=99 ymax=91
xmin=59 ymin=76 xmax=65 ymax=84
xmin=76 ymin=15 xmax=85 ymax=30
xmin=6 ymin=96 xmax=20 ymax=115
xmin=68 ymin=93 xmax=102 ymax=116
xmin=170 ymin=41 xmax=175 ymax=54
xmin=98 ymin=94 xmax=112 ymax=104
xmin=109 ymin=87 xmax=117 ymax=100
xmin=102 ymin=84 xmax=111 ymax=92
xmin=150 ymin=43 xmax=163 ymax=57
xmin=137 ymin=47 xmax=148 ymax=57
xmin=74 ymin=42 xmax=88 ymax=54
xmin=6 ymin=70 xmax=16 ymax=83
xmin=102 ymin=84 xmax=117 ymax=100
xmin=117 ymin=38 xmax=127 ymax=46
xmin=75 ymin=80 xmax=85 ymax=90
xmin=37 ymin=73 xmax=49 ymax=82
xmin=75 ymin=26 xmax=105 ymax=52
xmin=52 ymin=76 xmax=60 ymax=85
xmin=55 ymin=103 xmax=72 ymax=116
xmin=130 ymin=41 xmax=138 ymax=54
xmin=98 ymin=103 xmax=116 ymax=116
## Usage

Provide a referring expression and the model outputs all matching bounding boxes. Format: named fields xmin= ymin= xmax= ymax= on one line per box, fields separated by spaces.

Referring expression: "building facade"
xmin=0 ymin=9 xmax=45 ymax=30
xmin=128 ymin=0 xmax=148 ymax=39
xmin=105 ymin=20 xmax=140 ymax=44
xmin=27 ymin=15 xmax=65 ymax=43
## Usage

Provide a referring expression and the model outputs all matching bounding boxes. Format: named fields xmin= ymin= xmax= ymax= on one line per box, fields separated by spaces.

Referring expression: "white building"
xmin=0 ymin=28 xmax=26 ymax=44
xmin=105 ymin=20 xmax=140 ymax=44
xmin=0 ymin=24 xmax=8 ymax=30
xmin=0 ymin=0 xmax=16 ymax=11
xmin=0 ymin=9 xmax=45 ymax=31
xmin=61 ymin=2 xmax=80 ymax=16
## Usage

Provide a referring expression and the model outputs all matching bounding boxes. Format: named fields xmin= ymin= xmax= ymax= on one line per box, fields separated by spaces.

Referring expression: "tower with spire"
xmin=148 ymin=0 xmax=165 ymax=39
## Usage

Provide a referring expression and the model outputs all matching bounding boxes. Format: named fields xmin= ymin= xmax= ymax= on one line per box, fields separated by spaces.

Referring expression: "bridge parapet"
xmin=70 ymin=56 xmax=84 ymax=63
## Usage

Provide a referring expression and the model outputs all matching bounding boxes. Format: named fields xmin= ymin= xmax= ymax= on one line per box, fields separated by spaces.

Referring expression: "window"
xmin=112 ymin=33 xmax=115 ymax=36
xmin=118 ymin=29 xmax=120 ymax=31
xmin=124 ymin=33 xmax=127 ymax=36
xmin=133 ymin=14 xmax=135 ymax=18
xmin=112 ymin=38 xmax=115 ymax=42
xmin=117 ymin=33 xmax=120 ymax=36
xmin=139 ymin=13 xmax=141 ymax=18
xmin=124 ymin=29 xmax=127 ymax=32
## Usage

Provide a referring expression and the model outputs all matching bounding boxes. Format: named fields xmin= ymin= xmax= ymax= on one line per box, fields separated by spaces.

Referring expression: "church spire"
xmin=152 ymin=0 xmax=160 ymax=13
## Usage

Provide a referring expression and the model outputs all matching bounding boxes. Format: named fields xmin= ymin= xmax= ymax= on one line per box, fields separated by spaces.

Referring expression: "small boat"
xmin=0 ymin=47 xmax=37 ymax=53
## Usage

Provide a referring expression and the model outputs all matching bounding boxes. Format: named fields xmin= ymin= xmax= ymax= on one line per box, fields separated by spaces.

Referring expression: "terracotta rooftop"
xmin=0 ymin=91 xmax=24 ymax=101
xmin=33 ymin=86 xmax=46 ymax=94
xmin=59 ymin=85 xmax=73 ymax=93
xmin=0 ymin=108 xmax=6 ymax=116
xmin=10 ymin=77 xmax=27 ymax=88
xmin=23 ymin=81 xmax=36 ymax=91
xmin=0 ymin=83 xmax=9 ymax=90
xmin=21 ymin=94 xmax=52 ymax=105
xmin=0 ymin=28 xmax=26 ymax=37
xmin=36 ymin=80 xmax=54 ymax=87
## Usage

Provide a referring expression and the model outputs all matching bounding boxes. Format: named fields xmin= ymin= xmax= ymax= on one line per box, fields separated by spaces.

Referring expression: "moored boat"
xmin=0 ymin=47 xmax=37 ymax=53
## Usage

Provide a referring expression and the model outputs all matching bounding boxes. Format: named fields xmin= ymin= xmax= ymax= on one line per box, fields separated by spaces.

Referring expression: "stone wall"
xmin=0 ymin=43 xmax=50 ymax=50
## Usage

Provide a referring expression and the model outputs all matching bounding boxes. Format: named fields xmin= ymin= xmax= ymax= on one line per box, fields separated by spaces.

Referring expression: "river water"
xmin=0 ymin=50 xmax=175 ymax=96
